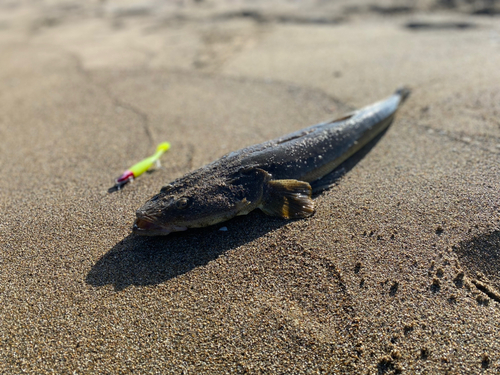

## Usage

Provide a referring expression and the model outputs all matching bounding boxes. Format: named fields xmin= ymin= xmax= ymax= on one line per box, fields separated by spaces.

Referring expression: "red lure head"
xmin=116 ymin=170 xmax=134 ymax=183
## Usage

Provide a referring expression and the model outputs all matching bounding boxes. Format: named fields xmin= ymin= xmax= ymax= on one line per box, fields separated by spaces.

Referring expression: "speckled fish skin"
xmin=243 ymin=87 xmax=410 ymax=182
xmin=133 ymin=88 xmax=410 ymax=236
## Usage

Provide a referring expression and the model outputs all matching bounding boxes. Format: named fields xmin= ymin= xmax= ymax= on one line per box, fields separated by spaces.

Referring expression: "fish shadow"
xmin=311 ymin=126 xmax=391 ymax=193
xmin=86 ymin=211 xmax=288 ymax=291
xmin=87 ymin=126 xmax=392 ymax=290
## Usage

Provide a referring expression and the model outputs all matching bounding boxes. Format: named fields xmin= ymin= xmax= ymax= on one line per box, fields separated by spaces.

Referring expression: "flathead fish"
xmin=133 ymin=88 xmax=410 ymax=236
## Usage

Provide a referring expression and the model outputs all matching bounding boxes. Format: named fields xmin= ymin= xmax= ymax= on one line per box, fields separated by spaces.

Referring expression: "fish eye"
xmin=175 ymin=198 xmax=189 ymax=209
xmin=160 ymin=184 xmax=174 ymax=193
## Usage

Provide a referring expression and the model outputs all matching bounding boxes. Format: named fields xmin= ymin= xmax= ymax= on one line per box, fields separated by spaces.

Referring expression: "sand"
xmin=1 ymin=0 xmax=500 ymax=373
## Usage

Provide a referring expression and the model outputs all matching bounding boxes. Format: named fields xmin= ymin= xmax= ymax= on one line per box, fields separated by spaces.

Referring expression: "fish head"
xmin=132 ymin=173 xmax=263 ymax=236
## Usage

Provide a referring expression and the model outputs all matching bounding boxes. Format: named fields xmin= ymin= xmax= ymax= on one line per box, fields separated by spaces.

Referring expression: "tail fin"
xmin=395 ymin=86 xmax=411 ymax=103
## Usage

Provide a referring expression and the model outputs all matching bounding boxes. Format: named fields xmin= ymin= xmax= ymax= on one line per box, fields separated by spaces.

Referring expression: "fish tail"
xmin=395 ymin=86 xmax=411 ymax=103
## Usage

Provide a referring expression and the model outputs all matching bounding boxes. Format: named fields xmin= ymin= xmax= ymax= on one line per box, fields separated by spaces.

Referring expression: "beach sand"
xmin=1 ymin=1 xmax=500 ymax=373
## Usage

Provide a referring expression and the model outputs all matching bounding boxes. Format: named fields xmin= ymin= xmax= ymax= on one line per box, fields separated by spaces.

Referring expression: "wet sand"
xmin=1 ymin=1 xmax=500 ymax=373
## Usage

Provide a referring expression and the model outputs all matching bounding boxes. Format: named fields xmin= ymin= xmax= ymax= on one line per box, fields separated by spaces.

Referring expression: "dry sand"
xmin=1 ymin=0 xmax=500 ymax=373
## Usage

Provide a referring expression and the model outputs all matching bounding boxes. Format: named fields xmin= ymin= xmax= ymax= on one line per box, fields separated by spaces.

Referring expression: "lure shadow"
xmin=86 ymin=126 xmax=392 ymax=290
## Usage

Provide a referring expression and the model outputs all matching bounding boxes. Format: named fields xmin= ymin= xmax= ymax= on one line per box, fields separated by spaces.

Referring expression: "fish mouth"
xmin=132 ymin=218 xmax=188 ymax=236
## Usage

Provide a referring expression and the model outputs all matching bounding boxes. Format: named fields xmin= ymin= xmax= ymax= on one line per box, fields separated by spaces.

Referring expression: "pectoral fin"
xmin=259 ymin=179 xmax=314 ymax=219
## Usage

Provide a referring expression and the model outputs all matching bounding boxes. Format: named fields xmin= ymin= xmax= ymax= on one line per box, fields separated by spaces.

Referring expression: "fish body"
xmin=133 ymin=88 xmax=410 ymax=236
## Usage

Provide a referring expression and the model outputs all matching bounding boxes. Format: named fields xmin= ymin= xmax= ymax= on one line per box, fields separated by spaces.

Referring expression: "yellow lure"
xmin=109 ymin=142 xmax=171 ymax=193
xmin=128 ymin=142 xmax=171 ymax=178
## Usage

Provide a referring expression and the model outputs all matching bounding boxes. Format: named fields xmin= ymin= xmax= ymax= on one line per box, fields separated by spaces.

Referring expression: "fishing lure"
xmin=108 ymin=142 xmax=171 ymax=193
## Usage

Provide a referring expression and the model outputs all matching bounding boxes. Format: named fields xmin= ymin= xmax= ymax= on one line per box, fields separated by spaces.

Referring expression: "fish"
xmin=133 ymin=87 xmax=410 ymax=236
